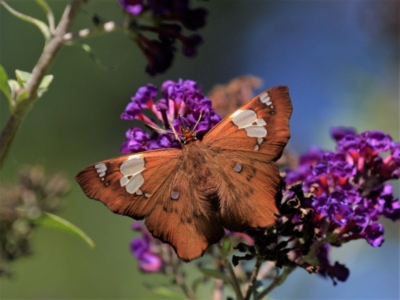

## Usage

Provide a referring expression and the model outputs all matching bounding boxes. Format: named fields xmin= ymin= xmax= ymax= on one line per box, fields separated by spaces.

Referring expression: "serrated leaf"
xmin=0 ymin=65 xmax=12 ymax=105
xmin=15 ymin=69 xmax=32 ymax=87
xmin=198 ymin=268 xmax=230 ymax=282
xmin=1 ymin=1 xmax=51 ymax=41
xmin=35 ymin=212 xmax=96 ymax=249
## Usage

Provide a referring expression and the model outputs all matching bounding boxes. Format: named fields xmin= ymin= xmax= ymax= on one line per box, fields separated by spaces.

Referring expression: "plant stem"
xmin=0 ymin=0 xmax=86 ymax=168
xmin=174 ymin=269 xmax=196 ymax=300
xmin=255 ymin=266 xmax=296 ymax=300
xmin=217 ymin=243 xmax=244 ymax=300
xmin=244 ymin=256 xmax=262 ymax=300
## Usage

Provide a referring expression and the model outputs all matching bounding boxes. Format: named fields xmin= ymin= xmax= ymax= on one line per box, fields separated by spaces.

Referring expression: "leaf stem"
xmin=217 ymin=243 xmax=244 ymax=300
xmin=255 ymin=266 xmax=296 ymax=300
xmin=0 ymin=0 xmax=86 ymax=168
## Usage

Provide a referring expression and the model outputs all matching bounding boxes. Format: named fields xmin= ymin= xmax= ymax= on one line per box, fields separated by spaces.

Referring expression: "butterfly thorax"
xmin=181 ymin=128 xmax=197 ymax=144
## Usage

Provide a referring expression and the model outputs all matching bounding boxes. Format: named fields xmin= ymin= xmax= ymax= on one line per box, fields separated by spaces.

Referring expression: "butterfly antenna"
xmin=192 ymin=111 xmax=203 ymax=132
xmin=145 ymin=123 xmax=169 ymax=134
xmin=168 ymin=120 xmax=181 ymax=143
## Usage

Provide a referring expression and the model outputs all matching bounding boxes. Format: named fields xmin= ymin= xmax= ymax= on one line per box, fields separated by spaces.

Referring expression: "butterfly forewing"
xmin=75 ymin=149 xmax=181 ymax=219
xmin=203 ymin=86 xmax=292 ymax=162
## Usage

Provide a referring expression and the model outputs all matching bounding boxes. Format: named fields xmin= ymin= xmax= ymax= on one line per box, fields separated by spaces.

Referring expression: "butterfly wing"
xmin=76 ymin=149 xmax=182 ymax=219
xmin=202 ymin=86 xmax=292 ymax=231
xmin=212 ymin=150 xmax=281 ymax=232
xmin=144 ymin=161 xmax=225 ymax=261
xmin=203 ymin=86 xmax=292 ymax=162
xmin=76 ymin=147 xmax=224 ymax=261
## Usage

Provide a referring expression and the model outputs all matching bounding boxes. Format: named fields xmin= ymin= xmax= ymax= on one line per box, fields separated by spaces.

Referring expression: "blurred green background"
xmin=0 ymin=0 xmax=399 ymax=299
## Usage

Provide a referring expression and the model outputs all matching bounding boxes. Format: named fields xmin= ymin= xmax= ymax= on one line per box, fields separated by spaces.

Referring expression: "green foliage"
xmin=0 ymin=65 xmax=12 ymax=105
xmin=35 ymin=212 xmax=96 ymax=249
xmin=1 ymin=0 xmax=51 ymax=41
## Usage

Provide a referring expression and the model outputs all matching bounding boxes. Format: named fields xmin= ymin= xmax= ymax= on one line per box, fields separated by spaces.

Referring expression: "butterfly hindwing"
xmin=203 ymin=86 xmax=292 ymax=162
xmin=75 ymin=149 xmax=181 ymax=219
xmin=211 ymin=149 xmax=280 ymax=232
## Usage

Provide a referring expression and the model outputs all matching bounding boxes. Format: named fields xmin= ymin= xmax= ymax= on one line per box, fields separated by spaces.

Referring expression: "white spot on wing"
xmin=260 ymin=92 xmax=274 ymax=107
xmin=126 ymin=175 xmax=144 ymax=194
xmin=231 ymin=109 xmax=268 ymax=141
xmin=136 ymin=189 xmax=143 ymax=196
xmin=244 ymin=126 xmax=267 ymax=137
xmin=231 ymin=110 xmax=256 ymax=128
xmin=120 ymin=155 xmax=145 ymax=194
xmin=95 ymin=163 xmax=107 ymax=178
xmin=254 ymin=145 xmax=260 ymax=151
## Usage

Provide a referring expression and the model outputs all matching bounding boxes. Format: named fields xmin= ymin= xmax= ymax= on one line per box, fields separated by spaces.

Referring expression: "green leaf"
xmin=221 ymin=238 xmax=231 ymax=256
xmin=35 ymin=212 xmax=96 ymax=249
xmin=15 ymin=69 xmax=32 ymax=87
xmin=15 ymin=70 xmax=53 ymax=98
xmin=0 ymin=65 xmax=12 ymax=105
xmin=1 ymin=0 xmax=51 ymax=41
xmin=37 ymin=74 xmax=53 ymax=97
xmin=191 ymin=277 xmax=203 ymax=293
xmin=198 ymin=268 xmax=230 ymax=282
xmin=150 ymin=287 xmax=187 ymax=300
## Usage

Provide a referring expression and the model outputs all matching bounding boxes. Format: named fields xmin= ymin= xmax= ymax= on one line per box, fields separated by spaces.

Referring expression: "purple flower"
xmin=120 ymin=79 xmax=222 ymax=153
xmin=130 ymin=222 xmax=163 ymax=273
xmin=390 ymin=142 xmax=400 ymax=164
xmin=365 ymin=223 xmax=384 ymax=247
xmin=120 ymin=0 xmax=208 ymax=76
xmin=330 ymin=127 xmax=357 ymax=142
xmin=361 ymin=131 xmax=392 ymax=152
xmin=138 ymin=37 xmax=175 ymax=76
xmin=119 ymin=0 xmax=143 ymax=15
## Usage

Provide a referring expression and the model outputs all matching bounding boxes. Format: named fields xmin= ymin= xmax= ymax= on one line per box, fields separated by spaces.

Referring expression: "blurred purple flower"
xmin=120 ymin=0 xmax=208 ymax=76
xmin=130 ymin=222 xmax=163 ymax=273
xmin=119 ymin=0 xmax=143 ymax=15
xmin=120 ymin=79 xmax=222 ymax=153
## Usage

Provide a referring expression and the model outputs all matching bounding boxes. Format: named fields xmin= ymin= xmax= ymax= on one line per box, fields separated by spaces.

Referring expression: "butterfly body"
xmin=76 ymin=86 xmax=293 ymax=261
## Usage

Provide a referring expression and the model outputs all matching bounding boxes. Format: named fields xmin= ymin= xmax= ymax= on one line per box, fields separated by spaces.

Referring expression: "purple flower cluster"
xmin=130 ymin=222 xmax=163 ymax=272
xmin=286 ymin=127 xmax=400 ymax=247
xmin=120 ymin=79 xmax=221 ymax=154
xmin=119 ymin=0 xmax=207 ymax=75
xmin=269 ymin=127 xmax=400 ymax=284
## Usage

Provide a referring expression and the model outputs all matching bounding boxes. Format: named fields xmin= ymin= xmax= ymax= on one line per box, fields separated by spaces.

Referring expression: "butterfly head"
xmin=177 ymin=114 xmax=199 ymax=145
xmin=180 ymin=127 xmax=197 ymax=145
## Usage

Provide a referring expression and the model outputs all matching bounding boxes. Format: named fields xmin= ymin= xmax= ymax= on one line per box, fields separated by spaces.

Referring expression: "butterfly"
xmin=76 ymin=86 xmax=292 ymax=261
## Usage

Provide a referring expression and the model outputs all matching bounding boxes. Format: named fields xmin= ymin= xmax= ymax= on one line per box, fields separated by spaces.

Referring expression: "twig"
xmin=255 ymin=266 xmax=296 ymax=300
xmin=174 ymin=268 xmax=196 ymax=300
xmin=63 ymin=20 xmax=126 ymax=42
xmin=217 ymin=243 xmax=244 ymax=300
xmin=244 ymin=256 xmax=262 ymax=300
xmin=0 ymin=0 xmax=86 ymax=168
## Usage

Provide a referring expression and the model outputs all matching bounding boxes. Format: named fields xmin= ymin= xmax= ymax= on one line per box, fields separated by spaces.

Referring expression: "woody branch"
xmin=0 ymin=0 xmax=86 ymax=168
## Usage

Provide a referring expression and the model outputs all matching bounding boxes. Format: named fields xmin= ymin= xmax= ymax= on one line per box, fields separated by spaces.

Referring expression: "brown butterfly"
xmin=76 ymin=86 xmax=292 ymax=261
